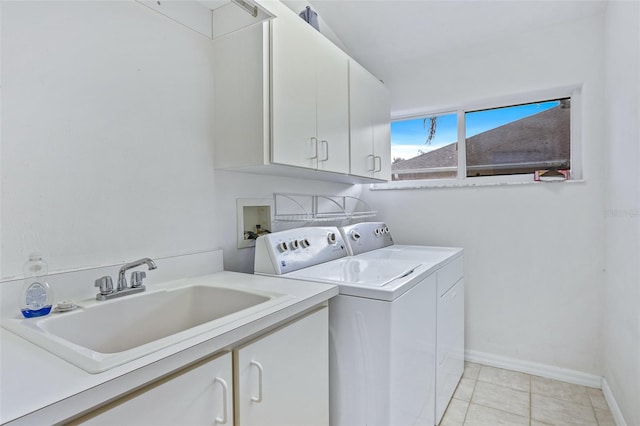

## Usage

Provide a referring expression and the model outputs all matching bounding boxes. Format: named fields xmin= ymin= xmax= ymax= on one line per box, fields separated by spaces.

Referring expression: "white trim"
xmin=465 ymin=349 xmax=602 ymax=388
xmin=394 ymin=160 xmax=569 ymax=176
xmin=371 ymin=177 xmax=586 ymax=191
xmin=457 ymin=109 xmax=466 ymax=182
xmin=387 ymin=85 xmax=582 ymax=190
xmin=602 ymin=378 xmax=628 ymax=426
xmin=391 ymin=84 xmax=581 ymax=121
xmin=570 ymin=88 xmax=584 ymax=180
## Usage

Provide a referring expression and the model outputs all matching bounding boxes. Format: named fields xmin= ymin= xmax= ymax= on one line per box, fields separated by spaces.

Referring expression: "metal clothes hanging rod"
xmin=231 ymin=0 xmax=258 ymax=17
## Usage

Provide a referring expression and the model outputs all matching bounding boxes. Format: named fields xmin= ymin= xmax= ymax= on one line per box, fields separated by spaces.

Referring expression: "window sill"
xmin=369 ymin=177 xmax=586 ymax=191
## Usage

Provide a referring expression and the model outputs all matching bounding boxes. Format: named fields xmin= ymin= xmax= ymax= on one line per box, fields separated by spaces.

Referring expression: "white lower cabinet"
xmin=71 ymin=307 xmax=328 ymax=426
xmin=71 ymin=352 xmax=234 ymax=425
xmin=435 ymin=258 xmax=465 ymax=425
xmin=235 ymin=306 xmax=329 ymax=426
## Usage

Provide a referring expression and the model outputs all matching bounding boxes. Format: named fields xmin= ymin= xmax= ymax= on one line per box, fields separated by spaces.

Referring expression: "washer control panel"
xmin=254 ymin=226 xmax=347 ymax=275
xmin=339 ymin=222 xmax=394 ymax=255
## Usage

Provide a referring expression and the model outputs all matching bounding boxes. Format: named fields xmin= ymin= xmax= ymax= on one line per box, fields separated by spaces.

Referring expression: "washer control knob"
xmin=327 ymin=232 xmax=337 ymax=245
xmin=290 ymin=240 xmax=300 ymax=250
xmin=374 ymin=228 xmax=382 ymax=236
xmin=383 ymin=226 xmax=390 ymax=234
xmin=277 ymin=242 xmax=288 ymax=252
xmin=300 ymin=239 xmax=311 ymax=248
xmin=350 ymin=231 xmax=361 ymax=241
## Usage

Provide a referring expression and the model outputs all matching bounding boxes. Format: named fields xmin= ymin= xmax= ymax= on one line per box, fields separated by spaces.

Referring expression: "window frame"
xmin=376 ymin=85 xmax=582 ymax=190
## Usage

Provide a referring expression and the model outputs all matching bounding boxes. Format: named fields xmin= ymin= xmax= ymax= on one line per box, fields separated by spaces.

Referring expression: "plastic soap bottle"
xmin=20 ymin=253 xmax=53 ymax=318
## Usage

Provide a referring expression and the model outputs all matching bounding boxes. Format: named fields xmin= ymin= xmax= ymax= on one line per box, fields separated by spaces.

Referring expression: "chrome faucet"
xmin=117 ymin=257 xmax=157 ymax=291
xmin=94 ymin=258 xmax=157 ymax=301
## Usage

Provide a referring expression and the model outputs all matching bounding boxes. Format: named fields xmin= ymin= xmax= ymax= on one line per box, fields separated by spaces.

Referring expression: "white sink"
xmin=2 ymin=284 xmax=290 ymax=373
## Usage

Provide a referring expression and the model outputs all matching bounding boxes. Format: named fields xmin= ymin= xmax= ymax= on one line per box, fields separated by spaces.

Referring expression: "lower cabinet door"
xmin=71 ymin=352 xmax=234 ymax=426
xmin=234 ymin=307 xmax=329 ymax=426
xmin=436 ymin=278 xmax=465 ymax=424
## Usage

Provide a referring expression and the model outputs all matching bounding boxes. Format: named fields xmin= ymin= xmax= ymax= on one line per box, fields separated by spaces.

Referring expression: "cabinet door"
xmin=348 ymin=60 xmax=375 ymax=177
xmin=315 ymin=36 xmax=349 ymax=174
xmin=235 ymin=307 xmax=329 ymax=426
xmin=349 ymin=60 xmax=391 ymax=179
xmin=71 ymin=352 xmax=233 ymax=426
xmin=372 ymin=81 xmax=391 ymax=180
xmin=436 ymin=278 xmax=465 ymax=424
xmin=271 ymin=10 xmax=318 ymax=170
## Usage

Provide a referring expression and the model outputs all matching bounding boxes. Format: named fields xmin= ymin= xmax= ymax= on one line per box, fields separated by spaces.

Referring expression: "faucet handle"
xmin=95 ymin=276 xmax=114 ymax=295
xmin=130 ymin=271 xmax=147 ymax=288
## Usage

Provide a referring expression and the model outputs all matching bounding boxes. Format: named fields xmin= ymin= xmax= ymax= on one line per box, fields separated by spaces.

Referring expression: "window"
xmin=390 ymin=91 xmax=576 ymax=184
xmin=465 ymin=99 xmax=570 ymax=177
xmin=391 ymin=112 xmax=458 ymax=180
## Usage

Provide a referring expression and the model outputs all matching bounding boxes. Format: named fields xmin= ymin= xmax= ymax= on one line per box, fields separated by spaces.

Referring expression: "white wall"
xmin=603 ymin=1 xmax=640 ymax=424
xmin=0 ymin=1 xmax=218 ymax=278
xmin=0 ymin=1 xmax=357 ymax=280
xmin=213 ymin=170 xmax=360 ymax=273
xmin=363 ymin=15 xmax=607 ymax=375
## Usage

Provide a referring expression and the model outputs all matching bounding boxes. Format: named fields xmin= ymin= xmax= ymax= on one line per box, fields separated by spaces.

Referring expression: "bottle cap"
xmin=28 ymin=252 xmax=43 ymax=261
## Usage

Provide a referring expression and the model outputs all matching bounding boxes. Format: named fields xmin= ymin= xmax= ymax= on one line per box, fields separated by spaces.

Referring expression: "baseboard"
xmin=602 ymin=378 xmax=627 ymax=426
xmin=464 ymin=349 xmax=602 ymax=388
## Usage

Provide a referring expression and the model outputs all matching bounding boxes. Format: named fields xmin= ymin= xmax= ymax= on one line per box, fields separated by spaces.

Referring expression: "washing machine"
xmin=254 ymin=226 xmax=439 ymax=426
xmin=339 ymin=222 xmax=464 ymax=425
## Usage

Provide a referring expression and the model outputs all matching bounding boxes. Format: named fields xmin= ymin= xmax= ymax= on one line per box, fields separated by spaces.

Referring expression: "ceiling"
xmin=304 ymin=0 xmax=607 ymax=82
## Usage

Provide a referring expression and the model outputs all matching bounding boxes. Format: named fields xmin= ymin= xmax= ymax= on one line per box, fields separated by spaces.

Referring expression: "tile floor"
xmin=439 ymin=362 xmax=615 ymax=426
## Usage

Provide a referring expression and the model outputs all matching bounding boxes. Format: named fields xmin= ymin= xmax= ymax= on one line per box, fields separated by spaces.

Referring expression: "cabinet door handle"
xmin=250 ymin=360 xmax=264 ymax=403
xmin=374 ymin=156 xmax=382 ymax=172
xmin=214 ymin=377 xmax=229 ymax=424
xmin=309 ymin=137 xmax=318 ymax=159
xmin=320 ymin=140 xmax=329 ymax=162
xmin=367 ymin=154 xmax=375 ymax=171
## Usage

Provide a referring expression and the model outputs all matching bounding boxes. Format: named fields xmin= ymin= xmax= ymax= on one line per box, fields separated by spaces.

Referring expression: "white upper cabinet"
xmin=270 ymin=3 xmax=349 ymax=173
xmin=270 ymin=6 xmax=318 ymax=170
xmin=213 ymin=0 xmax=387 ymax=183
xmin=372 ymin=81 xmax=392 ymax=179
xmin=349 ymin=60 xmax=391 ymax=180
xmin=313 ymin=36 xmax=350 ymax=173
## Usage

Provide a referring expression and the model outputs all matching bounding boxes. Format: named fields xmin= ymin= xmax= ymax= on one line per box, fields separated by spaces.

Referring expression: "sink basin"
xmin=2 ymin=284 xmax=290 ymax=373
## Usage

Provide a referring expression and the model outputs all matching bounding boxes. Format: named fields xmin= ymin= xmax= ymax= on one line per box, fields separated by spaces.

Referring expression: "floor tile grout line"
xmin=461 ymin=363 xmax=609 ymax=426
xmin=466 ymin=364 xmax=531 ymax=424
xmin=461 ymin=364 xmax=480 ymax=425
xmin=466 ymin=401 xmax=531 ymax=423
xmin=589 ymin=387 xmax=598 ymax=425
xmin=530 ymin=388 xmax=594 ymax=406
xmin=529 ymin=373 xmax=532 ymax=426
xmin=475 ymin=377 xmax=531 ymax=392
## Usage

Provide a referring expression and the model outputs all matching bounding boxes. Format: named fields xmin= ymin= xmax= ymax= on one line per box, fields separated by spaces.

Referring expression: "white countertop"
xmin=0 ymin=271 xmax=338 ymax=425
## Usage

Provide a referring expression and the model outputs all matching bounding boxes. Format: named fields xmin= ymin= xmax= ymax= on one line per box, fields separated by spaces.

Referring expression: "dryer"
xmin=254 ymin=226 xmax=438 ymax=426
xmin=339 ymin=222 xmax=464 ymax=425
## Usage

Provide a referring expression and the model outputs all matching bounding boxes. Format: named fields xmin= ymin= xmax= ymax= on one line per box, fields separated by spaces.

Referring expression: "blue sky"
xmin=391 ymin=100 xmax=561 ymax=160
